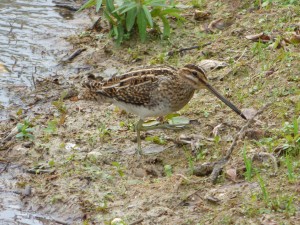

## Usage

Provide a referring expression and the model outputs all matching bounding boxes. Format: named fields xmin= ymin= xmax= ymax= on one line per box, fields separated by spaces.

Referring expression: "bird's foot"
xmin=140 ymin=123 xmax=189 ymax=131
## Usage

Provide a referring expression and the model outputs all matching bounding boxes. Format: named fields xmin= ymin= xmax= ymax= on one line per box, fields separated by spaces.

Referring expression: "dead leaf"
xmin=241 ymin=108 xmax=257 ymax=120
xmin=197 ymin=60 xmax=228 ymax=71
xmin=226 ymin=168 xmax=237 ymax=182
xmin=205 ymin=195 xmax=221 ymax=204
xmin=194 ymin=10 xmax=211 ymax=21
xmin=207 ymin=18 xmax=234 ymax=33
xmin=70 ymin=96 xmax=79 ymax=101
xmin=245 ymin=32 xmax=271 ymax=42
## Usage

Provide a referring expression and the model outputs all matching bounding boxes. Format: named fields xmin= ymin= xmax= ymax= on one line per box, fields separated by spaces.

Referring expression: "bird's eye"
xmin=192 ymin=71 xmax=198 ymax=76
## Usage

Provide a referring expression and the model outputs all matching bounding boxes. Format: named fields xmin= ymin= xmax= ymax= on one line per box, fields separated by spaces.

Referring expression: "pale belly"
xmin=113 ymin=101 xmax=173 ymax=119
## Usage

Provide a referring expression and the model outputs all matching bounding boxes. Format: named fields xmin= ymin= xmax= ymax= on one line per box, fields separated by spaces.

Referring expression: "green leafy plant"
xmin=145 ymin=135 xmax=166 ymax=145
xmin=16 ymin=120 xmax=34 ymax=140
xmin=44 ymin=119 xmax=58 ymax=134
xmin=284 ymin=155 xmax=295 ymax=182
xmin=243 ymin=145 xmax=253 ymax=181
xmin=112 ymin=161 xmax=125 ymax=177
xmin=164 ymin=164 xmax=172 ymax=177
xmin=52 ymin=92 xmax=68 ymax=125
xmin=79 ymin=0 xmax=183 ymax=44
xmin=270 ymin=195 xmax=296 ymax=215
xmin=256 ymin=172 xmax=269 ymax=203
xmin=256 ymin=0 xmax=300 ymax=8
xmin=98 ymin=123 xmax=111 ymax=142
xmin=280 ymin=117 xmax=300 ymax=156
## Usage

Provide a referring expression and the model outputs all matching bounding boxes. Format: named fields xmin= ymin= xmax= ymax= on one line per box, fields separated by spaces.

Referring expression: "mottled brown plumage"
xmin=80 ymin=64 xmax=246 ymax=154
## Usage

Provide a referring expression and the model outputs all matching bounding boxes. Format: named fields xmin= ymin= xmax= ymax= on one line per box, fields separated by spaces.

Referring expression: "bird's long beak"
xmin=204 ymin=83 xmax=247 ymax=120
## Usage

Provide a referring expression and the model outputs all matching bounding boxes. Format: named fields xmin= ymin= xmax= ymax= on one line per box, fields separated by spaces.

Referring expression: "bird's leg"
xmin=136 ymin=119 xmax=144 ymax=155
xmin=135 ymin=119 xmax=188 ymax=155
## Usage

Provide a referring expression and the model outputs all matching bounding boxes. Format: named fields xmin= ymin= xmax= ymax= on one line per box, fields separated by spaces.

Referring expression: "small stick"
xmin=167 ymin=42 xmax=212 ymax=56
xmin=35 ymin=215 xmax=69 ymax=225
xmin=54 ymin=3 xmax=79 ymax=11
xmin=225 ymin=102 xmax=271 ymax=160
xmin=58 ymin=48 xmax=87 ymax=65
xmin=209 ymin=103 xmax=272 ymax=183
xmin=130 ymin=218 xmax=144 ymax=225
xmin=91 ymin=16 xmax=102 ymax=30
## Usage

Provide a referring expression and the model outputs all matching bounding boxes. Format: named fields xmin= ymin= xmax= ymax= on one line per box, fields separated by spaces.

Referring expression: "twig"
xmin=167 ymin=42 xmax=212 ymax=56
xmin=235 ymin=47 xmax=247 ymax=63
xmin=35 ymin=215 xmax=70 ymax=225
xmin=209 ymin=103 xmax=272 ymax=183
xmin=192 ymin=103 xmax=272 ymax=183
xmin=58 ymin=48 xmax=87 ymax=65
xmin=224 ymin=102 xmax=271 ymax=160
xmin=130 ymin=218 xmax=144 ymax=225
xmin=91 ymin=16 xmax=102 ymax=30
xmin=54 ymin=3 xmax=79 ymax=11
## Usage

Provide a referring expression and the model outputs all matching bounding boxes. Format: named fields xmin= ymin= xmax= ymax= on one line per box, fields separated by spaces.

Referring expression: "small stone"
xmin=111 ymin=218 xmax=126 ymax=225
xmin=87 ymin=151 xmax=103 ymax=159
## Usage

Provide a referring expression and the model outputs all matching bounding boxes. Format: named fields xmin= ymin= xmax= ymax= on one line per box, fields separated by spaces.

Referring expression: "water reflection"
xmin=0 ymin=0 xmax=79 ymax=110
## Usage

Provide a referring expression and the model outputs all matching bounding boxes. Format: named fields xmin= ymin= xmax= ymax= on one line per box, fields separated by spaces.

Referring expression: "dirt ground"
xmin=1 ymin=0 xmax=300 ymax=224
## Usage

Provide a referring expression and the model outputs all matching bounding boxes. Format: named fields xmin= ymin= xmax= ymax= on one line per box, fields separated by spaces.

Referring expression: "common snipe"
xmin=81 ymin=64 xmax=246 ymax=154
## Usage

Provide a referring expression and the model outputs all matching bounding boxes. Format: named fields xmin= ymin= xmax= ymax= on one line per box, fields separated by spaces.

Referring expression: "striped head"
xmin=178 ymin=64 xmax=209 ymax=90
xmin=179 ymin=64 xmax=246 ymax=120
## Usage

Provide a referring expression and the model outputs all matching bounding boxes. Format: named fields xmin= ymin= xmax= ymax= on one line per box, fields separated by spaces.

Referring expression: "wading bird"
xmin=81 ymin=64 xmax=246 ymax=154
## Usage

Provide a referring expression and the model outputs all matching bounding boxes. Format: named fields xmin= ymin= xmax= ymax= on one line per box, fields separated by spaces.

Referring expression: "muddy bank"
xmin=1 ymin=0 xmax=300 ymax=224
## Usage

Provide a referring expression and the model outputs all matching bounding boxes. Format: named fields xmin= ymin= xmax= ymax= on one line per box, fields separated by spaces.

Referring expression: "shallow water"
xmin=0 ymin=0 xmax=87 ymax=223
xmin=0 ymin=0 xmax=83 ymax=120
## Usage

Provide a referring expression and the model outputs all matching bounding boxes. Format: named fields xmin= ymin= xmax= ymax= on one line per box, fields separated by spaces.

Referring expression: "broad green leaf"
xmin=160 ymin=15 xmax=170 ymax=37
xmin=96 ymin=0 xmax=103 ymax=12
xmin=116 ymin=24 xmax=124 ymax=45
xmin=137 ymin=11 xmax=147 ymax=42
xmin=145 ymin=0 xmax=167 ymax=7
xmin=114 ymin=2 xmax=136 ymax=14
xmin=160 ymin=8 xmax=181 ymax=15
xmin=126 ymin=8 xmax=137 ymax=31
xmin=113 ymin=25 xmax=119 ymax=38
xmin=106 ymin=0 xmax=121 ymax=19
xmin=142 ymin=5 xmax=153 ymax=27
xmin=78 ymin=0 xmax=96 ymax=12
xmin=151 ymin=8 xmax=161 ymax=17
xmin=27 ymin=134 xmax=34 ymax=139
xmin=103 ymin=10 xmax=116 ymax=25
xmin=25 ymin=128 xmax=34 ymax=133
xmin=17 ymin=123 xmax=23 ymax=131
xmin=16 ymin=133 xmax=24 ymax=138
xmin=106 ymin=0 xmax=115 ymax=11
xmin=160 ymin=8 xmax=184 ymax=20
xmin=115 ymin=0 xmax=125 ymax=7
